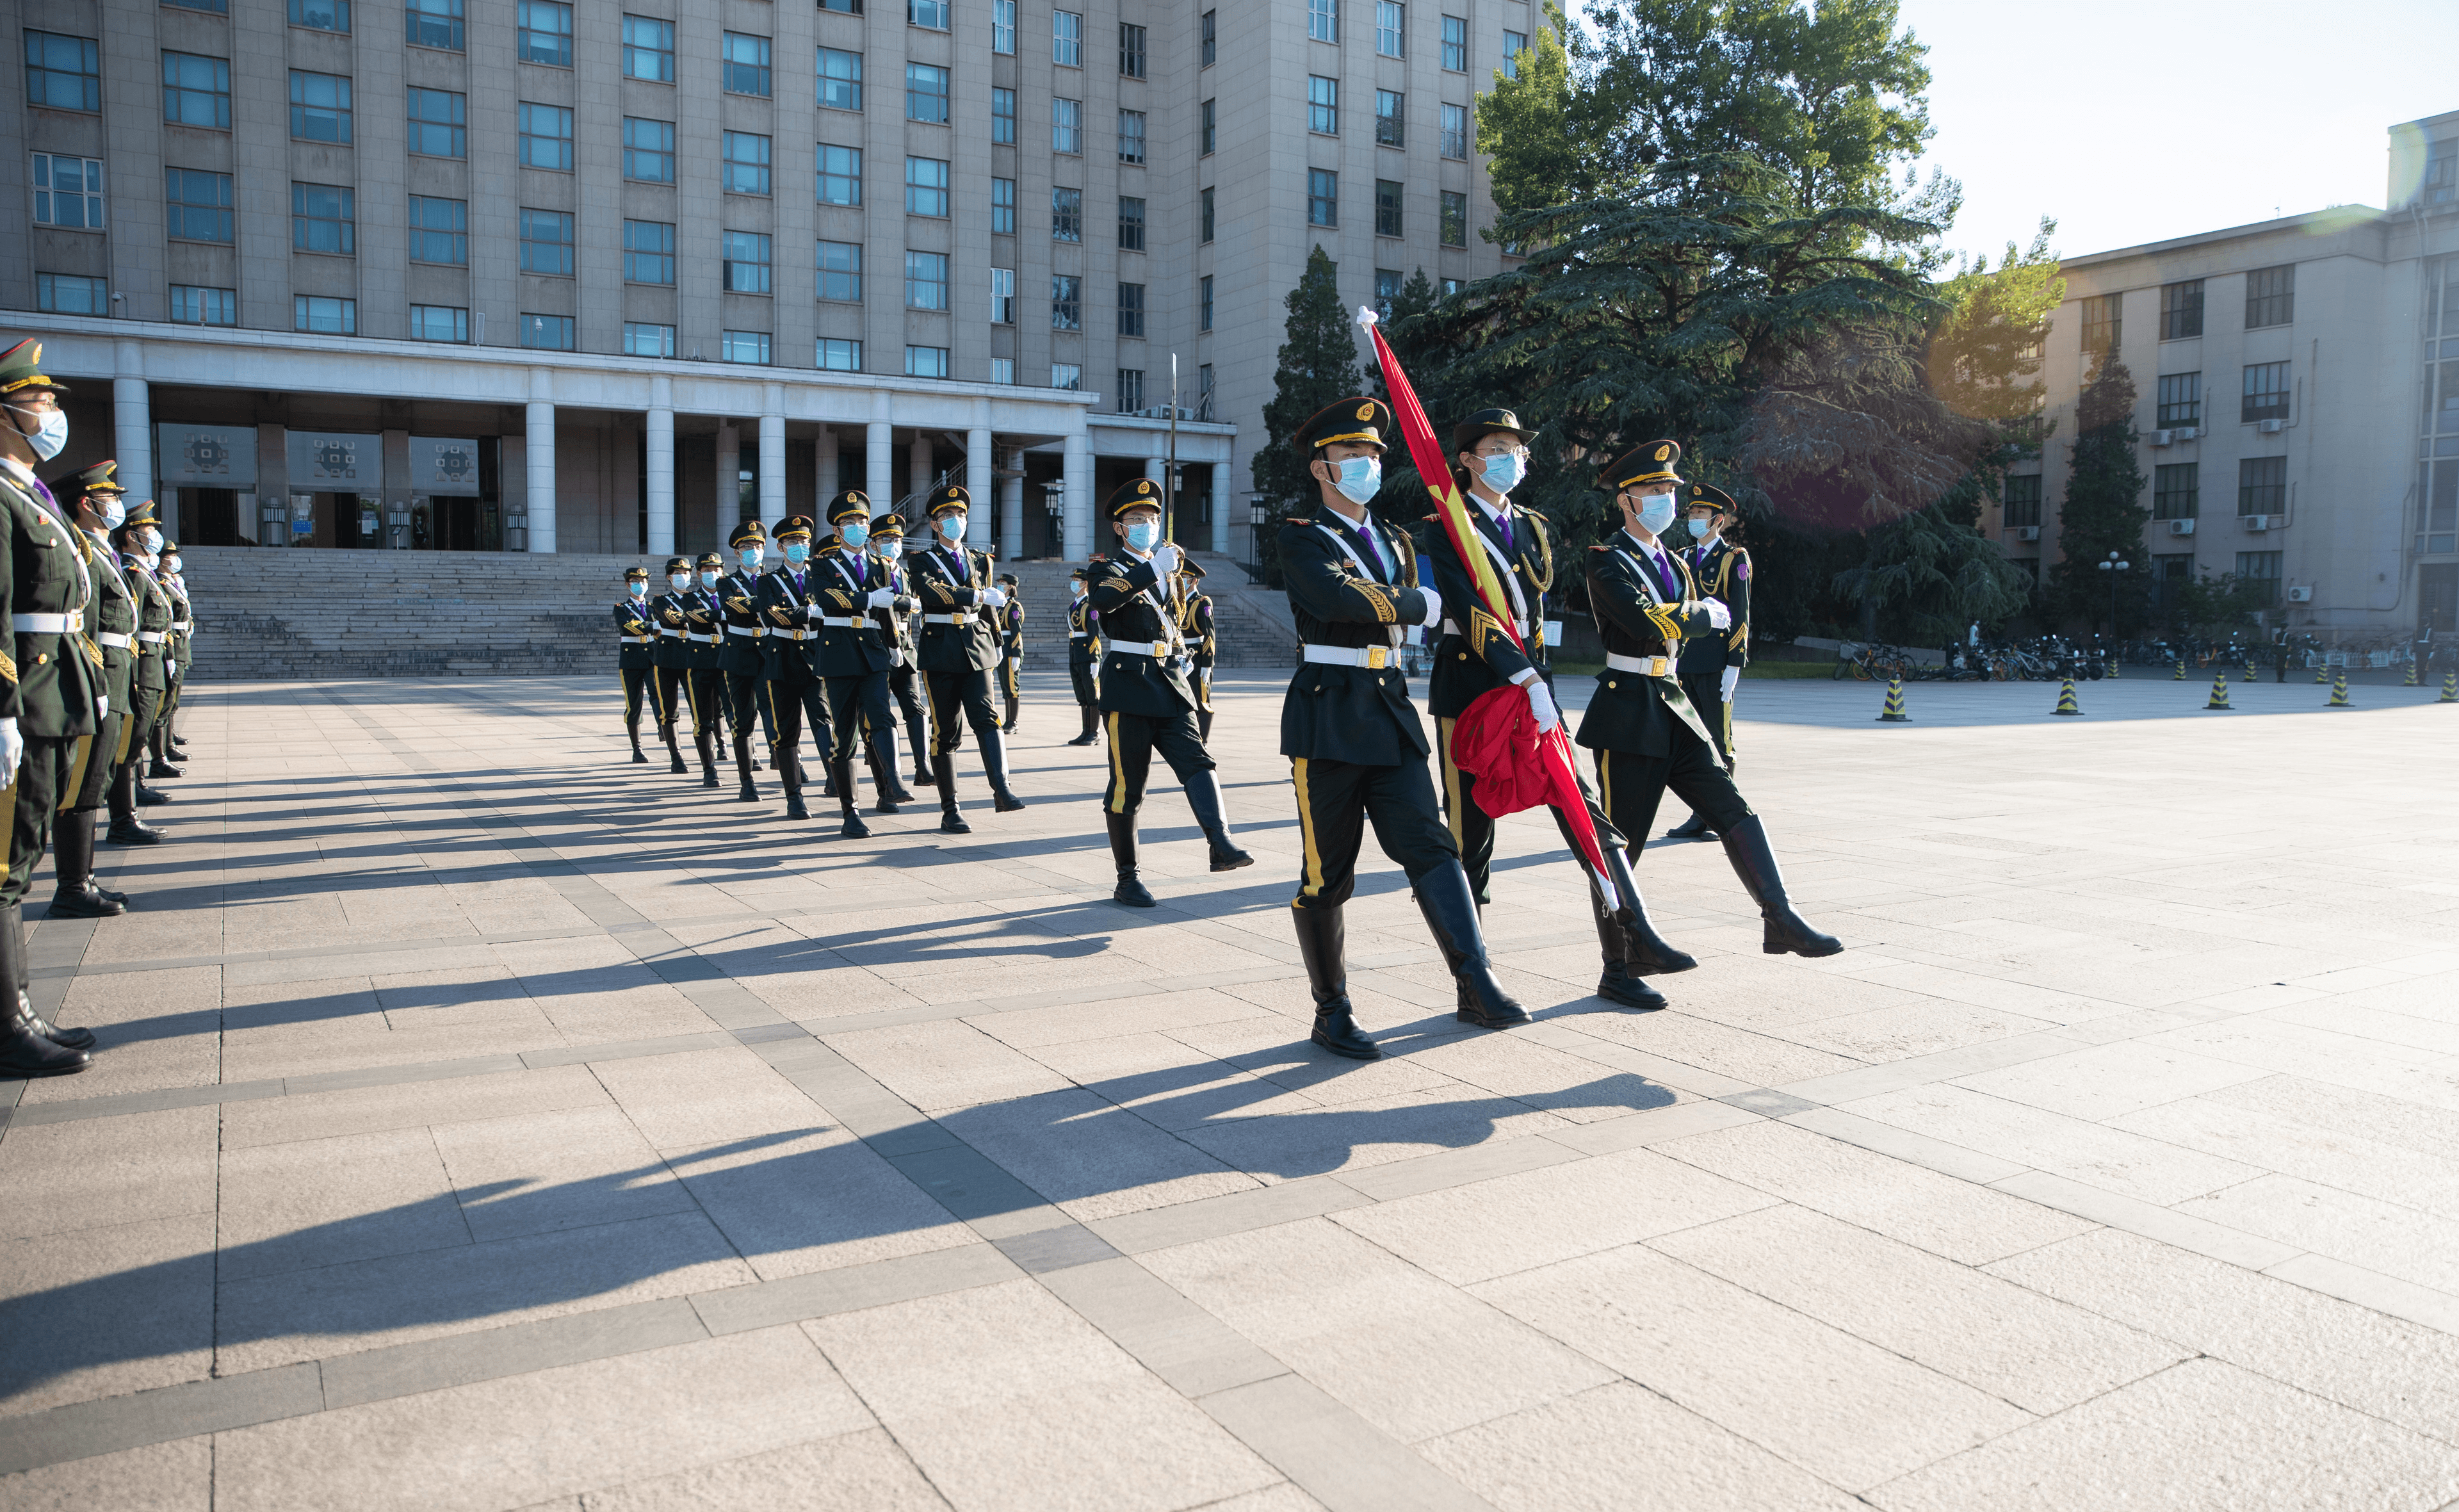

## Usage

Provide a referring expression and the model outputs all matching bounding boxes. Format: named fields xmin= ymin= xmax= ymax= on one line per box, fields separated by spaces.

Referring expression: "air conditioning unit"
xmin=2285 ymin=585 xmax=2313 ymax=603
xmin=2257 ymin=418 xmax=2285 ymax=434
xmin=2151 ymin=429 xmax=2175 ymax=446
xmin=2014 ymin=525 xmax=2041 ymax=542
xmin=2176 ymin=427 xmax=2200 ymax=441
xmin=2242 ymin=514 xmax=2272 ymax=532
xmin=2168 ymin=517 xmax=2196 ymax=536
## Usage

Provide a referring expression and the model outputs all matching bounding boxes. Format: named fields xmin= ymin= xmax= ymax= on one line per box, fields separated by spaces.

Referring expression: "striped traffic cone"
xmin=1876 ymin=675 xmax=1910 ymax=722
xmin=2173 ymin=658 xmax=2186 ymax=680
xmin=2053 ymin=677 xmax=2082 ymax=716
xmin=2326 ymin=670 xmax=2353 ymax=708
xmin=2442 ymin=670 xmax=2457 ymax=703
xmin=2314 ymin=658 xmax=2330 ymax=684
xmin=2203 ymin=670 xmax=2233 ymax=710
xmin=2404 ymin=660 xmax=2419 ymax=688
xmin=2107 ymin=657 xmax=2121 ymax=680
xmin=2242 ymin=658 xmax=2256 ymax=681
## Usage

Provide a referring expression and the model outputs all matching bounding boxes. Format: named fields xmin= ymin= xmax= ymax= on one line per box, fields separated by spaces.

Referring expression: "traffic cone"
xmin=2403 ymin=660 xmax=2419 ymax=688
xmin=2173 ymin=658 xmax=2186 ymax=681
xmin=2243 ymin=660 xmax=2256 ymax=681
xmin=2053 ymin=677 xmax=2082 ymax=716
xmin=2442 ymin=669 xmax=2457 ymax=703
xmin=2107 ymin=656 xmax=2120 ymax=680
xmin=2203 ymin=670 xmax=2232 ymax=710
xmin=2326 ymin=670 xmax=2353 ymax=708
xmin=2315 ymin=658 xmax=2330 ymax=684
xmin=1876 ymin=676 xmax=1910 ymax=722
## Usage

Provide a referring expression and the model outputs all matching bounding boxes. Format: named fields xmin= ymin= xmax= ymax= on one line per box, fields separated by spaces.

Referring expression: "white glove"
xmin=1720 ymin=665 xmax=1741 ymax=703
xmin=97 ymin=695 xmax=108 ymax=720
xmin=0 ymin=717 xmax=20 ymax=782
xmin=1419 ymin=586 xmax=1444 ymax=629
xmin=981 ymin=585 xmax=1009 ymax=609
xmin=1150 ymin=542 xmax=1182 ymax=576
xmin=1701 ymin=598 xmax=1732 ymax=631
xmin=866 ymin=587 xmax=895 ymax=608
xmin=1516 ymin=671 xmax=1560 ymax=733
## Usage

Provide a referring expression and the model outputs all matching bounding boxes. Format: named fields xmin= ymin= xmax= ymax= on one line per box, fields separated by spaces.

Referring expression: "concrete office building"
xmin=2004 ymin=110 xmax=2459 ymax=637
xmin=3 ymin=0 xmax=1527 ymax=560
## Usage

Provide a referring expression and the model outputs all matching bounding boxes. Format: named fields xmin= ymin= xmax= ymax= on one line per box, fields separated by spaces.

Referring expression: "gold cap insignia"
xmin=1654 ymin=444 xmax=1671 ymax=461
xmin=1137 ymin=480 xmax=1153 ymax=494
xmin=1356 ymin=403 xmax=1374 ymax=421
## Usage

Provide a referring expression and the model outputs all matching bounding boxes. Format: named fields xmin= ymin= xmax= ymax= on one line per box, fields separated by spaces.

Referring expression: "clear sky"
xmin=1894 ymin=0 xmax=2459 ymax=269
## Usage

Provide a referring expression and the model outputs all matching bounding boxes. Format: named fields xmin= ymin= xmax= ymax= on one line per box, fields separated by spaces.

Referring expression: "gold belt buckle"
xmin=1364 ymin=646 xmax=1388 ymax=671
xmin=1151 ymin=640 xmax=1169 ymax=657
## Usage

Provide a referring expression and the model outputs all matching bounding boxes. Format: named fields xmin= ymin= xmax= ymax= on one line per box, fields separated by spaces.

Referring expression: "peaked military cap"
xmin=122 ymin=498 xmax=161 ymax=528
xmin=1108 ymin=476 xmax=1166 ymax=517
xmin=1293 ymin=396 xmax=1392 ymax=454
xmin=1684 ymin=481 xmax=1737 ymax=515
xmin=925 ymin=484 xmax=971 ymax=517
xmin=624 ymin=564 xmax=650 ymax=581
xmin=1603 ymin=439 xmax=1684 ymax=492
xmin=0 ymin=338 xmax=66 ymax=394
xmin=1452 ymin=407 xmax=1536 ymax=454
xmin=1067 ymin=564 xmax=1091 ymax=580
xmin=825 ymin=489 xmax=871 ymax=525
xmin=53 ymin=460 xmax=125 ymax=498
xmin=728 ymin=518 xmax=767 ymax=549
xmin=1173 ymin=557 xmax=1208 ymax=583
xmin=868 ymin=511 xmax=905 ymax=538
xmin=663 ymin=555 xmax=692 ymax=574
xmin=997 ymin=572 xmax=1018 ymax=586
xmin=772 ymin=514 xmax=816 ymax=542
xmin=161 ymin=539 xmax=180 ymax=555
xmin=695 ymin=551 xmax=724 ymax=569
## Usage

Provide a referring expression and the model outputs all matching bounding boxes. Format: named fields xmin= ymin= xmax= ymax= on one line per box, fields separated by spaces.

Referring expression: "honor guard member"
xmin=688 ymin=553 xmax=733 ymax=770
xmin=0 ymin=339 xmax=100 ymax=1073
xmin=49 ymin=461 xmax=134 ymax=917
xmin=905 ymin=486 xmax=1027 ymax=831
xmin=1664 ymin=482 xmax=1751 ymax=840
xmin=1279 ymin=397 xmax=1527 ymax=1060
xmin=613 ymin=566 xmax=660 ymax=763
xmin=152 ymin=539 xmax=191 ymax=779
xmin=649 ymin=557 xmax=711 ymax=781
xmin=870 ymin=512 xmax=936 ymax=788
xmin=113 ymin=505 xmax=176 ymax=817
xmin=1582 ymin=442 xmax=1840 ymax=960
xmin=160 ymin=540 xmax=193 ymax=756
xmin=800 ymin=491 xmax=907 ymax=834
xmin=1064 ymin=566 xmax=1102 ymax=745
xmin=1174 ymin=557 xmax=1220 ymax=745
xmin=715 ymin=521 xmax=778 ymax=801
xmin=1087 ymin=480 xmax=1253 ymax=906
xmin=996 ymin=573 xmax=1025 ymax=732
xmin=752 ymin=516 xmax=834 ymax=820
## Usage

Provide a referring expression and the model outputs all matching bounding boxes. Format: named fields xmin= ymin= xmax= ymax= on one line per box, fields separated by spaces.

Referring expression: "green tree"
xmin=1477 ymin=16 xmax=1589 ymax=213
xmin=2054 ymin=357 xmax=2151 ymax=631
xmin=1831 ymin=506 xmax=2034 ymax=646
xmin=1250 ymin=246 xmax=1359 ymax=581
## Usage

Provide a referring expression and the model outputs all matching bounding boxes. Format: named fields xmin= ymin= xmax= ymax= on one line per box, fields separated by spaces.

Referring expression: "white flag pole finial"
xmin=1356 ymin=305 xmax=1380 ymax=329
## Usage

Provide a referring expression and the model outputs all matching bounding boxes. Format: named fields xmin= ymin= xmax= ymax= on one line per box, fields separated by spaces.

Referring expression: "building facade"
xmin=3 ymin=0 xmax=1526 ymax=558
xmin=2004 ymin=110 xmax=2459 ymax=638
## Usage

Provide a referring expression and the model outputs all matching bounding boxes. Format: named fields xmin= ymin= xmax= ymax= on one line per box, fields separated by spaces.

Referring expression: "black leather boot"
xmin=1721 ymin=815 xmax=1844 ymax=957
xmin=135 ymin=777 xmax=172 ymax=806
xmin=836 ymin=756 xmax=871 ymax=839
xmin=870 ymin=733 xmax=916 ymax=804
xmin=149 ymin=758 xmax=184 ymax=779
xmin=1183 ymin=771 xmax=1253 ymax=872
xmin=1413 ymin=862 xmax=1529 ymax=1028
xmin=1294 ymin=905 xmax=1378 ymax=1059
xmin=148 ymin=726 xmax=182 ymax=778
xmin=1197 ymin=710 xmax=1214 ymax=745
xmin=1664 ymin=810 xmax=1715 ymax=840
xmin=733 ymin=732 xmax=758 ymax=801
xmin=936 ymin=761 xmax=970 ymax=834
xmin=1108 ymin=811 xmax=1155 ymax=907
xmin=1591 ymin=884 xmax=1666 ymax=1011
xmin=980 ymin=731 xmax=1027 ymax=813
xmin=866 ymin=744 xmax=901 ymax=815
xmin=1003 ymin=694 xmax=1019 ymax=733
xmin=907 ymin=707 xmax=937 ymax=784
xmin=48 ymin=812 xmax=126 ymax=918
xmin=628 ymin=719 xmax=647 ymax=764
xmin=696 ymin=727 xmax=720 ymax=788
xmin=106 ymin=763 xmax=163 ymax=845
xmin=0 ymin=917 xmax=88 ymax=1075
xmin=777 ymin=745 xmax=810 ymax=820
xmin=1602 ymin=843 xmax=1696 ymax=974
xmin=1067 ymin=706 xmax=1099 ymax=746
xmin=663 ymin=720 xmax=686 ymax=773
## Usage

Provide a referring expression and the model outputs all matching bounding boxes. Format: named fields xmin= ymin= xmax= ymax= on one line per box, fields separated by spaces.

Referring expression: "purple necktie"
xmin=1495 ymin=507 xmax=1514 ymax=553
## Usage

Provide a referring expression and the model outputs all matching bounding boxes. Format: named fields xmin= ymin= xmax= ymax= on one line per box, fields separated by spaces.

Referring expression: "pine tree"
xmin=2053 ymin=357 xmax=2151 ymax=631
xmin=1251 ymin=247 xmax=1358 ymax=576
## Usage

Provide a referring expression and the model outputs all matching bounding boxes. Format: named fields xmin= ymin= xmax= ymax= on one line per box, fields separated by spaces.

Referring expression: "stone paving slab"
xmin=2 ymin=671 xmax=2456 ymax=1509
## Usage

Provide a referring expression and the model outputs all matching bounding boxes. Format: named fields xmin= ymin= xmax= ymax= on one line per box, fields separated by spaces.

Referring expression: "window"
xmin=1309 ymin=76 xmax=1338 ymax=134
xmin=723 ymin=132 xmax=772 ymax=195
xmin=989 ymin=357 xmax=1015 ymax=384
xmin=289 ymin=70 xmax=352 ymax=143
xmin=410 ymin=305 xmax=469 ymax=343
xmin=1202 ymin=99 xmax=1216 ymax=156
xmin=2152 ymin=462 xmax=2198 ymax=520
xmin=1308 ymin=168 xmax=1337 ymax=227
xmin=292 ymin=182 xmax=354 ymax=254
xmin=1197 ymin=362 xmax=1214 ymax=418
xmin=818 ymin=48 xmax=862 ymax=110
xmin=405 ymin=0 xmax=463 ymax=49
xmin=623 ymin=218 xmax=674 ymax=283
xmin=519 ymin=0 xmax=572 ymax=65
xmin=1054 ymin=97 xmax=1082 ymax=154
xmin=1119 ymin=195 xmax=1146 ymax=250
xmin=2002 ymin=474 xmax=2041 ymax=528
xmin=2079 ymin=292 xmax=2120 ymax=355
xmin=1052 ymin=185 xmax=1082 ymax=241
xmin=1117 ymin=282 xmax=1146 ymax=338
xmin=1120 ymin=22 xmax=1146 ymax=76
xmin=1118 ymin=110 xmax=1147 ymax=165
xmin=26 ymin=32 xmax=100 ymax=113
xmin=1052 ymin=274 xmax=1081 ymax=329
xmin=624 ymin=323 xmax=676 ymax=357
xmin=818 ymin=240 xmax=861 ymax=301
xmin=408 ymin=194 xmax=469 ymax=264
xmin=905 ymin=250 xmax=948 ymax=309
xmin=724 ymin=33 xmax=772 ymax=95
xmin=991 ymin=266 xmax=1014 ymax=323
xmin=906 ymin=345 xmax=950 ymax=377
xmin=1051 ymin=363 xmax=1082 ymax=389
xmin=170 ymin=285 xmax=238 ymax=325
xmin=993 ymin=87 xmax=1016 ymax=143
xmin=1117 ymin=369 xmax=1144 ymax=411
xmin=2160 ymin=279 xmax=2203 ymax=341
xmin=624 ymin=117 xmax=674 ymax=181
xmin=817 ymin=339 xmax=863 ymax=371
xmin=1375 ymin=178 xmax=1402 ymax=236
xmin=294 ymin=295 xmax=356 ymax=333
xmin=722 ymin=330 xmax=772 ymax=364
xmin=291 ymin=0 xmax=350 ymax=33
xmin=2245 ymin=264 xmax=2294 ymax=329
xmin=1376 ymin=90 xmax=1404 ymax=147
xmin=624 ymin=16 xmax=676 ymax=81
xmin=406 ymin=88 xmax=466 ymax=157
xmin=1200 ymin=186 xmax=1213 ymax=243
xmin=1440 ymin=13 xmax=1466 ymax=69
xmin=909 ymin=0 xmax=948 ymax=29
xmin=1441 ymin=101 xmax=1468 ymax=158
xmin=32 ymin=155 xmax=105 ymax=229
xmin=1310 ymin=0 xmax=1338 ymax=43
xmin=907 ymin=61 xmax=948 ymax=121
xmin=2424 ymin=138 xmax=2456 ymax=208
xmin=992 ymin=176 xmax=1016 ymax=234
xmin=1376 ymin=1 xmax=1404 ymax=55
xmin=1442 ymin=277 xmax=1460 ymax=296
xmin=1440 ymin=189 xmax=1466 ymax=246
xmin=34 ymin=274 xmax=104 ymax=314
xmin=163 ymin=53 xmax=232 ymax=129
xmin=1374 ymin=268 xmax=1407 ymax=316
xmin=1200 ymin=275 xmax=1213 ymax=330
xmin=521 ymin=207 xmax=575 ymax=274
xmin=1201 ymin=10 xmax=1215 ymax=67
xmin=2234 ymin=551 xmax=2283 ymax=604
xmin=1055 ymin=10 xmax=1080 ymax=65
xmin=993 ymin=0 xmax=1016 ymax=54
xmin=2242 ymin=361 xmax=2290 ymax=423
xmin=723 ymin=230 xmax=772 ymax=292
xmin=1502 ymin=29 xmax=1528 ymax=77
xmin=519 ymin=102 xmax=573 ymax=170
xmin=2155 ymin=371 xmax=2200 ymax=428
xmin=2238 ymin=456 xmax=2287 ymax=516
xmin=905 ymin=156 xmax=949 ymax=215
xmin=521 ymin=313 xmax=573 ymax=350
xmin=818 ymin=144 xmax=862 ymax=205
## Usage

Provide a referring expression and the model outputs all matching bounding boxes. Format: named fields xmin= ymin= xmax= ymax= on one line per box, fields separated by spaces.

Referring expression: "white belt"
xmin=725 ymin=624 xmax=764 ymax=638
xmin=12 ymin=614 xmax=69 ymax=633
xmin=1069 ymin=631 xmax=1093 ymax=639
xmin=770 ymin=626 xmax=813 ymax=641
xmin=1108 ymin=640 xmax=1182 ymax=661
xmin=684 ymin=631 xmax=718 ymax=644
xmin=137 ymin=630 xmax=168 ymax=644
xmin=1301 ymin=643 xmax=1397 ymax=670
xmin=1605 ymin=652 xmax=1673 ymax=676
xmin=923 ymin=612 xmax=971 ymax=625
xmin=1441 ymin=617 xmax=1529 ymax=639
xmin=98 ymin=631 xmax=131 ymax=648
xmin=813 ymin=615 xmax=868 ymax=629
xmin=658 ymin=628 xmax=683 ymax=638
xmin=172 ymin=621 xmax=191 ymax=632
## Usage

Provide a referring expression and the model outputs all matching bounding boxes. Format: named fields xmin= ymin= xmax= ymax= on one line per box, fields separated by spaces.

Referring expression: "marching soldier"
xmin=714 ymin=521 xmax=777 ymax=801
xmin=997 ymin=572 xmax=1025 ymax=733
xmin=49 ymin=461 xmax=134 ymax=917
xmin=1580 ymin=441 xmax=1839 ymax=960
xmin=0 ymin=338 xmax=99 ymax=1073
xmin=1064 ymin=565 xmax=1102 ymax=746
xmin=649 ymin=556 xmax=700 ymax=777
xmin=113 ymin=505 xmax=176 ymax=819
xmin=752 ymin=516 xmax=834 ymax=820
xmin=613 ymin=565 xmax=661 ymax=763
xmin=905 ymin=487 xmax=1026 ymax=831
xmin=1179 ymin=559 xmax=1218 ymax=745
xmin=1278 ymin=397 xmax=1525 ymax=1061
xmin=683 ymin=553 xmax=731 ymax=784
xmin=1086 ymin=479 xmax=1252 ymax=907
xmin=870 ymin=512 xmax=936 ymax=788
xmin=1664 ymin=482 xmax=1750 ymax=840
xmin=153 ymin=539 xmax=191 ymax=780
xmin=799 ymin=490 xmax=907 ymax=835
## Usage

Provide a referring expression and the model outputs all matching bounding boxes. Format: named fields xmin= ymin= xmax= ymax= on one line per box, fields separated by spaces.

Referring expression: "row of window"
xmin=2079 ymin=266 xmax=2297 ymax=352
xmin=1300 ymin=83 xmax=1473 ymax=156
xmin=2149 ymin=366 xmax=2293 ymax=427
xmin=1999 ymin=459 xmax=2290 ymax=528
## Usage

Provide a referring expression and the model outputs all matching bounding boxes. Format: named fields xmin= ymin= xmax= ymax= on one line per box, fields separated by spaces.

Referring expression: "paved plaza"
xmin=3 ymin=669 xmax=2458 ymax=1511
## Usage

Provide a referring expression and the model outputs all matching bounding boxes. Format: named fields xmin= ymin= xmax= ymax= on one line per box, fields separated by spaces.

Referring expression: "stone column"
xmin=966 ymin=427 xmax=994 ymax=550
xmin=1062 ymin=430 xmax=1092 ymax=563
xmin=759 ymin=385 xmax=786 ymax=532
xmin=113 ymin=342 xmax=153 ymax=524
xmin=1210 ymin=462 xmax=1230 ymax=555
xmin=524 ymin=369 xmax=556 ymax=553
xmin=866 ymin=416 xmax=894 ymax=520
xmin=817 ymin=426 xmax=840 ymax=500
xmin=645 ymin=376 xmax=675 ymax=557
xmin=714 ymin=420 xmax=739 ymax=546
xmin=1000 ymin=469 xmax=1025 ymax=562
xmin=909 ymin=434 xmax=934 ymax=502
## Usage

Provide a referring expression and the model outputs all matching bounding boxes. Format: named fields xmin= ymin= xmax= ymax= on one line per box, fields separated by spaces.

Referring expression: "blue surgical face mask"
xmin=668 ymin=573 xmax=691 ymax=590
xmin=739 ymin=547 xmax=764 ymax=570
xmin=629 ymin=581 xmax=647 ymax=598
xmin=839 ymin=523 xmax=868 ymax=551
xmin=142 ymin=527 xmax=164 ymax=554
xmin=1124 ymin=520 xmax=1161 ymax=551
xmin=872 ymin=535 xmax=898 ymax=557
xmin=938 ymin=514 xmax=967 ymax=541
xmin=1332 ymin=457 xmax=1381 ymax=506
xmin=103 ymin=498 xmax=127 ymax=529
xmin=1634 ymin=491 xmax=1677 ymax=537
xmin=6 ymin=403 xmax=67 ymax=462
xmin=1685 ymin=517 xmax=1712 ymax=540
xmin=783 ymin=542 xmax=811 ymax=565
xmin=698 ymin=569 xmax=720 ymax=588
xmin=165 ymin=555 xmax=181 ymax=574
xmin=1479 ymin=452 xmax=1527 ymax=493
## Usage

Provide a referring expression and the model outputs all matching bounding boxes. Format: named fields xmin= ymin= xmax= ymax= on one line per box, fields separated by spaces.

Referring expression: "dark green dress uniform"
xmin=47 ymin=462 xmax=134 ymax=918
xmin=800 ymin=490 xmax=907 ymax=836
xmin=1582 ymin=442 xmax=1838 ymax=959
xmin=904 ymin=485 xmax=1025 ymax=831
xmin=751 ymin=517 xmax=835 ymax=821
xmin=613 ymin=566 xmax=660 ymax=764
xmin=1087 ymin=480 xmax=1251 ymax=907
xmin=1063 ymin=567 xmax=1102 ymax=747
xmin=715 ymin=520 xmax=779 ymax=801
xmin=113 ymin=507 xmax=176 ymax=822
xmin=996 ymin=574 xmax=1025 ymax=731
xmin=1666 ymin=482 xmax=1751 ymax=840
xmin=871 ymin=513 xmax=936 ymax=786
xmin=648 ymin=556 xmax=698 ymax=775
xmin=1178 ymin=562 xmax=1218 ymax=745
xmin=1278 ymin=398 xmax=1526 ymax=1060
xmin=152 ymin=546 xmax=191 ymax=777
xmin=161 ymin=548 xmax=193 ymax=754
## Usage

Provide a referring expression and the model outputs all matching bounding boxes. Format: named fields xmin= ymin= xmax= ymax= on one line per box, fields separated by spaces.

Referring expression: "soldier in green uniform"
xmin=48 ymin=461 xmax=134 ymax=917
xmin=1086 ymin=479 xmax=1251 ymax=906
xmin=613 ymin=565 xmax=660 ymax=764
xmin=113 ymin=504 xmax=176 ymax=820
xmin=648 ymin=556 xmax=697 ymax=776
xmin=1064 ymin=565 xmax=1102 ymax=747
xmin=159 ymin=539 xmax=193 ymax=757
xmin=1580 ymin=441 xmax=1839 ymax=961
xmin=1178 ymin=559 xmax=1218 ymax=745
xmin=905 ymin=486 xmax=1026 ymax=831
xmin=150 ymin=539 xmax=191 ymax=781
xmin=870 ymin=512 xmax=936 ymax=787
xmin=0 ymin=338 xmax=99 ymax=1074
xmin=1664 ymin=482 xmax=1751 ymax=840
xmin=996 ymin=572 xmax=1025 ymax=732
xmin=752 ymin=516 xmax=833 ymax=820
xmin=1278 ymin=397 xmax=1525 ymax=1060
xmin=714 ymin=521 xmax=777 ymax=801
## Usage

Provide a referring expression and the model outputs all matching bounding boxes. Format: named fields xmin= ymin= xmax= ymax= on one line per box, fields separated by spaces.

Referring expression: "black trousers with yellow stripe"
xmin=727 ymin=670 xmax=779 ymax=748
xmin=69 ymin=708 xmax=118 ymax=812
xmin=1287 ymin=756 xmax=1458 ymax=913
xmin=1436 ymin=716 xmax=1627 ymax=906
xmin=922 ymin=668 xmax=1002 ymax=754
xmin=764 ymin=662 xmax=836 ymax=774
xmin=824 ymin=671 xmax=897 ymax=769
xmin=621 ymin=667 xmax=653 ymax=731
xmin=1101 ymin=710 xmax=1212 ymax=816
xmin=1594 ymin=723 xmax=1753 ymax=856
xmin=1 ymin=736 xmax=80 ymax=909
xmin=1678 ymin=672 xmax=1736 ymax=770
